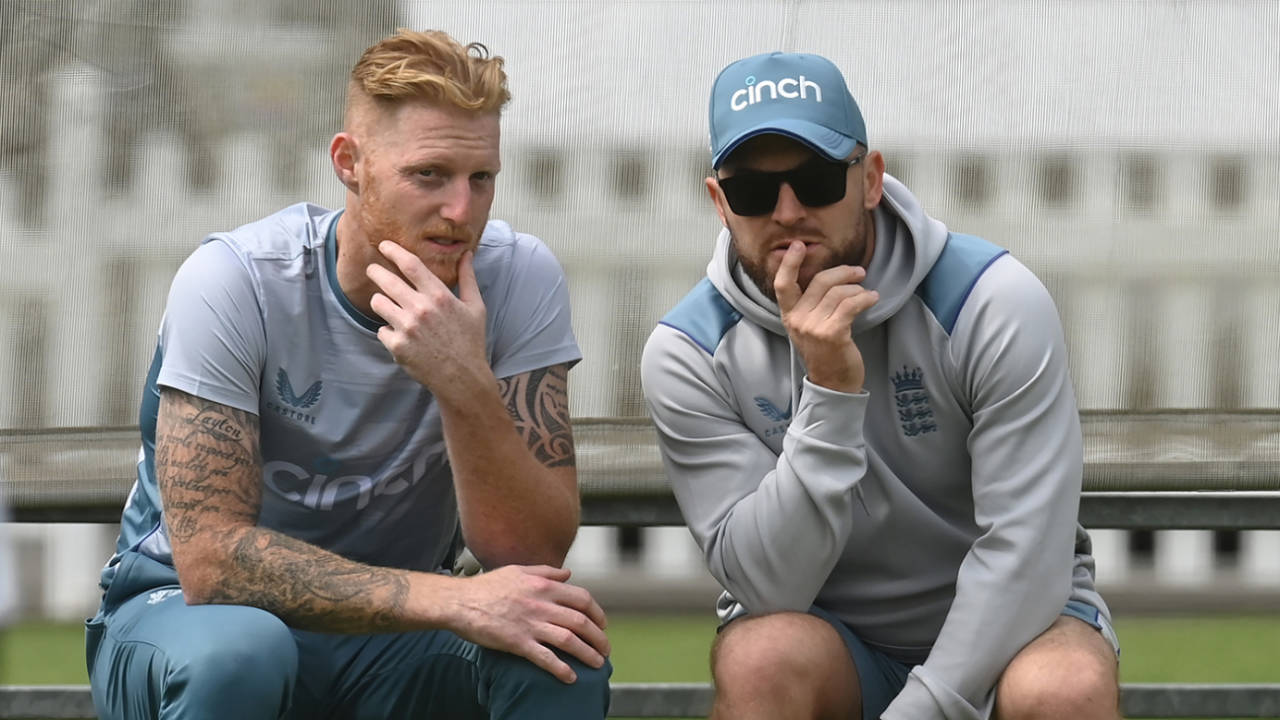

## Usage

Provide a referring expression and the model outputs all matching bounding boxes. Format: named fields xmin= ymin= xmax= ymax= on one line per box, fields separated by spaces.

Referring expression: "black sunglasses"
xmin=717 ymin=153 xmax=865 ymax=217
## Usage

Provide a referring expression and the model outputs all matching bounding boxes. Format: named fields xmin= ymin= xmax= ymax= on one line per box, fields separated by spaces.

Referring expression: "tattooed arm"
xmin=158 ymin=385 xmax=608 ymax=679
xmin=364 ymin=243 xmax=580 ymax=569
xmin=440 ymin=362 xmax=580 ymax=569
xmin=157 ymin=386 xmax=413 ymax=630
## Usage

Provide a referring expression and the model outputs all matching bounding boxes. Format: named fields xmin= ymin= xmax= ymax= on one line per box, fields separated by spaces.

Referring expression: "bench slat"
xmin=4 ymin=683 xmax=1280 ymax=718
xmin=14 ymin=491 xmax=1280 ymax=529
xmin=5 ymin=411 xmax=1280 ymax=510
xmin=6 ymin=414 xmax=1280 ymax=528
xmin=0 ymin=685 xmax=96 ymax=720
xmin=577 ymin=491 xmax=1280 ymax=530
xmin=1122 ymin=683 xmax=1280 ymax=718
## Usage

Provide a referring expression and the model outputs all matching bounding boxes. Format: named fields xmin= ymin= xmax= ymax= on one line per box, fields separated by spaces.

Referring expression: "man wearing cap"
xmin=641 ymin=52 xmax=1120 ymax=720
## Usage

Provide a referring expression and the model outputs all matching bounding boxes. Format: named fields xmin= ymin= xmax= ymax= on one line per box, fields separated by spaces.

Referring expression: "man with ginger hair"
xmin=86 ymin=29 xmax=611 ymax=720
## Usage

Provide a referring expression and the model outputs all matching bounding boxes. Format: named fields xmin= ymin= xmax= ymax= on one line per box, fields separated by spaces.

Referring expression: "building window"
xmin=1122 ymin=153 xmax=1160 ymax=210
xmin=613 ymin=151 xmax=651 ymax=203
xmin=1038 ymin=154 xmax=1076 ymax=206
xmin=951 ymin=154 xmax=990 ymax=207
xmin=887 ymin=150 xmax=913 ymax=190
xmin=1210 ymin=156 xmax=1245 ymax=211
xmin=524 ymin=147 xmax=564 ymax=202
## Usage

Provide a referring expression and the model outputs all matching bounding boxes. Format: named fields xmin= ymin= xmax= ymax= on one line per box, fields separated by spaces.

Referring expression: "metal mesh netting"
xmin=1 ymin=2 xmax=1278 ymax=499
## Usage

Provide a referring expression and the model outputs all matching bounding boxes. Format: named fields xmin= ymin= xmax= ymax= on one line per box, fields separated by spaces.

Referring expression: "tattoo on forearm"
xmin=497 ymin=364 xmax=576 ymax=469
xmin=156 ymin=389 xmax=409 ymax=632
xmin=210 ymin=530 xmax=411 ymax=632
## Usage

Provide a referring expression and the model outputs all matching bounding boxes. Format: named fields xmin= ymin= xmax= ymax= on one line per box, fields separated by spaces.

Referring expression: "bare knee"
xmin=711 ymin=612 xmax=858 ymax=720
xmin=996 ymin=619 xmax=1119 ymax=720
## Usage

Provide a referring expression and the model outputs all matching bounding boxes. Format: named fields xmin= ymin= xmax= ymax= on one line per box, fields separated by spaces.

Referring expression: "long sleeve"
xmin=641 ymin=325 xmax=871 ymax=615
xmin=883 ymin=257 xmax=1082 ymax=720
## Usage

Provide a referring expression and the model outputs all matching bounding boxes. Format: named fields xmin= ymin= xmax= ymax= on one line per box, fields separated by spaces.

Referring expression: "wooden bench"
xmin=4 ymin=411 xmax=1280 ymax=718
xmin=3 ymin=682 xmax=1280 ymax=719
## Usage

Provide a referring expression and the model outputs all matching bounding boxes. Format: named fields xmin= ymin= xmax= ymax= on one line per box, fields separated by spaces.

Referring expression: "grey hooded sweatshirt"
xmin=640 ymin=174 xmax=1111 ymax=719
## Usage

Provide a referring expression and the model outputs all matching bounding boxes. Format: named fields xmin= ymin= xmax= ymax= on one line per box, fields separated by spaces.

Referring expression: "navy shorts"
xmin=810 ymin=599 xmax=1118 ymax=719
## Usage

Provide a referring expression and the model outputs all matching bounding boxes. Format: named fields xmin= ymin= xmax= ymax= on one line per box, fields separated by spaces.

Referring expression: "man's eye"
xmin=472 ymin=172 xmax=495 ymax=183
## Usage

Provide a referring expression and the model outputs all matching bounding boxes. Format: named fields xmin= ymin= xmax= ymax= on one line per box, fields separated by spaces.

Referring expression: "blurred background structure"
xmin=1 ymin=0 xmax=1278 ymax=622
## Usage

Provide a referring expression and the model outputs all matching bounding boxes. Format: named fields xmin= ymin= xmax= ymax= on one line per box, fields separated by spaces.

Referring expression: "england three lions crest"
xmin=891 ymin=366 xmax=937 ymax=437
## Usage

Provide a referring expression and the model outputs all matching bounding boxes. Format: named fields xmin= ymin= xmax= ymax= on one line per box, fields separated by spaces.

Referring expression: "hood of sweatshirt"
xmin=706 ymin=173 xmax=950 ymax=337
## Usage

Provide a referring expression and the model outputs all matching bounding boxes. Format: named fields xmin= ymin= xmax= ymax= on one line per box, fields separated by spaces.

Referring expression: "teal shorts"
xmin=86 ymin=551 xmax=612 ymax=720
xmin=809 ymin=599 xmax=1118 ymax=719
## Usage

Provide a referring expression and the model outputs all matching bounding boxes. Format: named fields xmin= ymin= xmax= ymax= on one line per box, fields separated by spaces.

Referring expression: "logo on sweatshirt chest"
xmin=891 ymin=366 xmax=937 ymax=437
xmin=753 ymin=395 xmax=792 ymax=438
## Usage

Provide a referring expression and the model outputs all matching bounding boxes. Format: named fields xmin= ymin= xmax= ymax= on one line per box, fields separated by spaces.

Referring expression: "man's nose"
xmin=771 ymin=182 xmax=807 ymax=224
xmin=439 ymin=179 xmax=474 ymax=225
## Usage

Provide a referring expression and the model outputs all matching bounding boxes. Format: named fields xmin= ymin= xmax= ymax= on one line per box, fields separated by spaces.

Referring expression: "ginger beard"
xmin=730 ymin=204 xmax=872 ymax=303
xmin=354 ymin=160 xmax=481 ymax=290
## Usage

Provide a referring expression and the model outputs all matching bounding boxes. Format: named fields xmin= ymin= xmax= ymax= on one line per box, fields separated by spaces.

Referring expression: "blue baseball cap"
xmin=709 ymin=52 xmax=867 ymax=170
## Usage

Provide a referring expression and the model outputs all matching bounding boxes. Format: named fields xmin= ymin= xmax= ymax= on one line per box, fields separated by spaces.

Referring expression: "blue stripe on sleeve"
xmin=659 ymin=278 xmax=742 ymax=355
xmin=916 ymin=233 xmax=1008 ymax=335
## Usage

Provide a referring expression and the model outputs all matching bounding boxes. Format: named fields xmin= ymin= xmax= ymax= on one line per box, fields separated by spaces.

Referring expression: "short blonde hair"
xmin=346 ymin=28 xmax=510 ymax=121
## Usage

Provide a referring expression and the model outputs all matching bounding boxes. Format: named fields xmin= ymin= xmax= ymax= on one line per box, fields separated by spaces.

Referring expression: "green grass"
xmin=1113 ymin=615 xmax=1280 ymax=684
xmin=605 ymin=614 xmax=716 ymax=684
xmin=0 ymin=621 xmax=89 ymax=685
xmin=608 ymin=613 xmax=1280 ymax=685
xmin=4 ymin=613 xmax=1278 ymax=719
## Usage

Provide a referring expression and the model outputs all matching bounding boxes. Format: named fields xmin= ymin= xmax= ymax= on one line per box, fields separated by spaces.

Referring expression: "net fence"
xmin=1 ymin=1 xmax=1277 ymax=498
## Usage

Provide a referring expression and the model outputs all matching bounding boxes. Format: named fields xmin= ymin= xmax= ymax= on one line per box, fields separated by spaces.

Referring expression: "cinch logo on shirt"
xmin=892 ymin=365 xmax=938 ymax=437
xmin=730 ymin=75 xmax=823 ymax=111
xmin=263 ymin=455 xmax=427 ymax=511
xmin=266 ymin=368 xmax=322 ymax=425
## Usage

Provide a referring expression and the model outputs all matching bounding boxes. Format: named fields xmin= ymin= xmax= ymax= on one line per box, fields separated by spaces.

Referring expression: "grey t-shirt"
xmin=102 ymin=203 xmax=580 ymax=591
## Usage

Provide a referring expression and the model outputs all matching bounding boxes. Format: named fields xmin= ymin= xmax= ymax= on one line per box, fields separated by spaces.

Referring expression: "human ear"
xmin=330 ymin=133 xmax=360 ymax=193
xmin=706 ymin=176 xmax=730 ymax=226
xmin=863 ymin=150 xmax=886 ymax=209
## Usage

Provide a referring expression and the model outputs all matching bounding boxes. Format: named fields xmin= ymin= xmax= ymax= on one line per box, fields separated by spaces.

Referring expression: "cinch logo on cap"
xmin=730 ymin=75 xmax=823 ymax=111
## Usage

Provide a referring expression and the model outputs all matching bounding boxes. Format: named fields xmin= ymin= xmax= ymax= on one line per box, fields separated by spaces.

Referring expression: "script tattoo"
xmin=155 ymin=388 xmax=409 ymax=632
xmin=498 ymin=363 xmax=576 ymax=469
xmin=156 ymin=391 xmax=261 ymax=543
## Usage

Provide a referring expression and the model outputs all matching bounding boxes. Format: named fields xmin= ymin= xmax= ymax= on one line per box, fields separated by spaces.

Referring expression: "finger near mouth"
xmin=771 ymin=242 xmax=817 ymax=259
